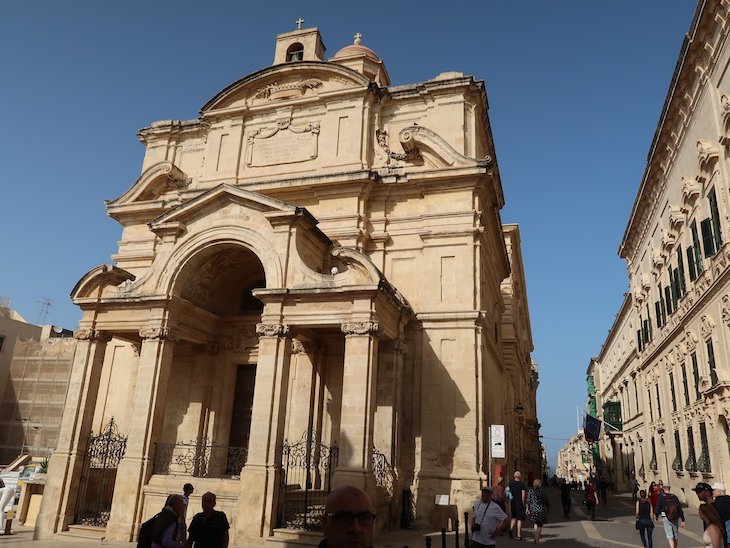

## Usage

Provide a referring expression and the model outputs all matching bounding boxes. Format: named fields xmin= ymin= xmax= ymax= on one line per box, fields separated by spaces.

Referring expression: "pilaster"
xmin=234 ymin=323 xmax=292 ymax=542
xmin=34 ymin=329 xmax=111 ymax=539
xmin=105 ymin=326 xmax=177 ymax=541
xmin=335 ymin=321 xmax=381 ymax=492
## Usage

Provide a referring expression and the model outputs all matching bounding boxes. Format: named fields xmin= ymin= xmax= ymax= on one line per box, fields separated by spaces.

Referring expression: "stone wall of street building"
xmin=590 ymin=0 xmax=730 ymax=508
xmin=33 ymin=25 xmax=538 ymax=543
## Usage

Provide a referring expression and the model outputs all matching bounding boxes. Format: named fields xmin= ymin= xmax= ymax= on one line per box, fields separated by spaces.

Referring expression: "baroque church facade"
xmin=35 ymin=26 xmax=537 ymax=543
xmin=589 ymin=0 xmax=730 ymax=506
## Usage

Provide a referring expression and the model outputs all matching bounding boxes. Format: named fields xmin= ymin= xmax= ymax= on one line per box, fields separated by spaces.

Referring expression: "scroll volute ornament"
xmin=341 ymin=321 xmax=381 ymax=337
xmin=721 ymin=94 xmax=730 ymax=145
xmin=73 ymin=328 xmax=111 ymax=342
xmin=139 ymin=327 xmax=178 ymax=342
xmin=255 ymin=323 xmax=290 ymax=338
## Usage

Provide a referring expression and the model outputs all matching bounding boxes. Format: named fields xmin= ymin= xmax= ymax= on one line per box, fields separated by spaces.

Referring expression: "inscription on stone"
xmin=246 ymin=123 xmax=319 ymax=167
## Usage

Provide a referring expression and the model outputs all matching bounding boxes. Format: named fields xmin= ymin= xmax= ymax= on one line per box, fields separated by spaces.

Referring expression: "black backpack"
xmin=137 ymin=513 xmax=159 ymax=548
xmin=664 ymin=495 xmax=680 ymax=521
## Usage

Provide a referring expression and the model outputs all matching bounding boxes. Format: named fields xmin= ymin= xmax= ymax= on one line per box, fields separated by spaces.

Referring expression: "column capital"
xmin=139 ymin=326 xmax=178 ymax=341
xmin=256 ymin=323 xmax=290 ymax=338
xmin=73 ymin=328 xmax=111 ymax=342
xmin=341 ymin=321 xmax=381 ymax=337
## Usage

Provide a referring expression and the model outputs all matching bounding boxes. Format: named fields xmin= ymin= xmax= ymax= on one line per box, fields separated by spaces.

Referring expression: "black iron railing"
xmin=373 ymin=446 xmax=396 ymax=494
xmin=154 ymin=439 xmax=247 ymax=478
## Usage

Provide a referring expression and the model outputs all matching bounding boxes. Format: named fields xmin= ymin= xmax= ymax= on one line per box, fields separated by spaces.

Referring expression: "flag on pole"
xmin=584 ymin=414 xmax=601 ymax=443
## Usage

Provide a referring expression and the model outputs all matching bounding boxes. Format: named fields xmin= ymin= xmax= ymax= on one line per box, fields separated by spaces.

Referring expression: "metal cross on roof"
xmin=296 ymin=17 xmax=304 ymax=30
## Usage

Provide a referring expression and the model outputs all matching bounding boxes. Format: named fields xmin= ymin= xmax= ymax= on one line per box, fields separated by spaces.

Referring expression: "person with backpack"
xmin=654 ymin=485 xmax=685 ymax=548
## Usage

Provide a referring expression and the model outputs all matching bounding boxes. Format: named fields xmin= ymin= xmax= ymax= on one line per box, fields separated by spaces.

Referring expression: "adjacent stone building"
xmin=35 ymin=26 xmax=537 ymax=543
xmin=591 ymin=0 xmax=730 ymax=507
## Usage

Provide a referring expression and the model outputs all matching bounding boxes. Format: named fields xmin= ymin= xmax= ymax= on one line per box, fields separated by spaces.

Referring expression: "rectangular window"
xmin=673 ymin=430 xmax=683 ymax=471
xmin=637 ymin=329 xmax=644 ymax=352
xmin=648 ymin=388 xmax=653 ymax=421
xmin=664 ymin=285 xmax=674 ymax=315
xmin=656 ymin=383 xmax=662 ymax=418
xmin=677 ymin=249 xmax=687 ymax=295
xmin=709 ymin=187 xmax=723 ymax=249
xmin=687 ymin=246 xmax=698 ymax=281
xmin=692 ymin=352 xmax=701 ymax=400
xmin=707 ymin=339 xmax=719 ymax=386
xmin=701 ymin=218 xmax=717 ymax=258
xmin=687 ymin=425 xmax=698 ymax=471
xmin=682 ymin=364 xmax=690 ymax=406
xmin=692 ymin=222 xmax=704 ymax=275
xmin=0 ymin=335 xmax=4 ymax=352
xmin=699 ymin=422 xmax=712 ymax=472
xmin=633 ymin=379 xmax=640 ymax=417
xmin=670 ymin=372 xmax=677 ymax=412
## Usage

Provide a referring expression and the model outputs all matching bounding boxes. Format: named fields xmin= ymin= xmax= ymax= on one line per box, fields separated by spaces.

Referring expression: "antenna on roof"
xmin=37 ymin=297 xmax=52 ymax=325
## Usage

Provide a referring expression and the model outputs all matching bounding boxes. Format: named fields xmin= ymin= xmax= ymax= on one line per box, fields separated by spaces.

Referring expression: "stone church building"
xmin=35 ymin=26 xmax=537 ymax=543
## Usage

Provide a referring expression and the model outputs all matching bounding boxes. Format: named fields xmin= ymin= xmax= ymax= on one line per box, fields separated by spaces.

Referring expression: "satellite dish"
xmin=52 ymin=326 xmax=63 ymax=334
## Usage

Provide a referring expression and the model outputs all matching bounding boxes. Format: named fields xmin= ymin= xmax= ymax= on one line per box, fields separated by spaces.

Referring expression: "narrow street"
xmin=0 ymin=488 xmax=710 ymax=547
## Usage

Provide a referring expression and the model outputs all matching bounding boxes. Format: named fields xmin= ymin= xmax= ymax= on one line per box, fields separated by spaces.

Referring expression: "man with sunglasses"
xmin=320 ymin=485 xmax=376 ymax=548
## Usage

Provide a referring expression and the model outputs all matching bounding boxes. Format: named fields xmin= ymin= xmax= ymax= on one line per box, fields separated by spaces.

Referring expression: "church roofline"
xmin=200 ymin=61 xmax=374 ymax=114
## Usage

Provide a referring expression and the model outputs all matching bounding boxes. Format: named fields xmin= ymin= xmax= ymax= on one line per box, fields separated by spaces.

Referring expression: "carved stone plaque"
xmin=246 ymin=122 xmax=319 ymax=167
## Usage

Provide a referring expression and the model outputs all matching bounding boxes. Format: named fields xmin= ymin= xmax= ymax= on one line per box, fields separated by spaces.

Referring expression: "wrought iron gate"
xmin=75 ymin=418 xmax=127 ymax=527
xmin=278 ymin=429 xmax=338 ymax=530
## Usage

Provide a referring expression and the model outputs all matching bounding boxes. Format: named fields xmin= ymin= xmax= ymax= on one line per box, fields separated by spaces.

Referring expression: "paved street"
xmin=0 ymin=488 xmax=711 ymax=547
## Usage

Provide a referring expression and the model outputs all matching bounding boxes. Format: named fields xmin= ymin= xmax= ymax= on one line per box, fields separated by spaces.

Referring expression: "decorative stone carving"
xmin=682 ymin=176 xmax=701 ymax=206
xmin=641 ymin=272 xmax=651 ymax=291
xmin=721 ymin=94 xmax=730 ymax=145
xmin=255 ymin=78 xmax=323 ymax=100
xmin=652 ymin=250 xmax=665 ymax=269
xmin=139 ymin=327 xmax=178 ymax=341
xmin=661 ymin=229 xmax=677 ymax=251
xmin=684 ymin=329 xmax=698 ymax=351
xmin=292 ymin=339 xmax=306 ymax=354
xmin=697 ymin=139 xmax=720 ymax=181
xmin=245 ymin=120 xmax=320 ymax=167
xmin=341 ymin=321 xmax=381 ymax=337
xmin=669 ymin=207 xmax=685 ymax=229
xmin=73 ymin=328 xmax=111 ymax=342
xmin=256 ymin=323 xmax=290 ymax=337
xmin=376 ymin=129 xmax=420 ymax=164
xmin=700 ymin=315 xmax=715 ymax=338
xmin=722 ymin=294 xmax=730 ymax=324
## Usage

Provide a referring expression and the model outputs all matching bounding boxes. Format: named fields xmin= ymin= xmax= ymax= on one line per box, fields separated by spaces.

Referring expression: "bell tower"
xmin=273 ymin=18 xmax=326 ymax=65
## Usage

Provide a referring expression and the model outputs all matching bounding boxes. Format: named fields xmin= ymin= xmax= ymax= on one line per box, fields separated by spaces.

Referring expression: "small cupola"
xmin=330 ymin=33 xmax=390 ymax=86
xmin=273 ymin=18 xmax=326 ymax=65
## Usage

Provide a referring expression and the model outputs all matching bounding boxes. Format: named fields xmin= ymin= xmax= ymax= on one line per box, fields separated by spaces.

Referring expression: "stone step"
xmin=267 ymin=528 xmax=322 ymax=547
xmin=57 ymin=524 xmax=106 ymax=542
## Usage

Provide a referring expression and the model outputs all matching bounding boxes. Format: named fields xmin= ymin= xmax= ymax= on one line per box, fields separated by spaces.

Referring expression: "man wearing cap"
xmin=471 ymin=487 xmax=508 ymax=548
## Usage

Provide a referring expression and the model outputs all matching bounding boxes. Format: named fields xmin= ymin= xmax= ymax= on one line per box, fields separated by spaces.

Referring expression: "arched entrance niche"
xmin=155 ymin=241 xmax=267 ymax=479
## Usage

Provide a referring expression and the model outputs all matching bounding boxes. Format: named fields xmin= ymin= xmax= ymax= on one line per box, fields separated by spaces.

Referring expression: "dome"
xmin=332 ymin=33 xmax=381 ymax=62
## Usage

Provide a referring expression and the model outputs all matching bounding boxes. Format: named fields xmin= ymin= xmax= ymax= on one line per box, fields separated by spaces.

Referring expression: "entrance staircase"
xmin=56 ymin=524 xmax=106 ymax=542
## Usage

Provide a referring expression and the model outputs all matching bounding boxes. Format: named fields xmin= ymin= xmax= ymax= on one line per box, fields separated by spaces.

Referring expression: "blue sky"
xmin=1 ymin=2 xmax=696 ymax=469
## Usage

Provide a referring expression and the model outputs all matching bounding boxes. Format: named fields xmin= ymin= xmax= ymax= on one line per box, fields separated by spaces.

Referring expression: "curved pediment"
xmin=107 ymin=161 xmax=189 ymax=209
xmin=71 ymin=264 xmax=135 ymax=301
xmin=201 ymin=62 xmax=372 ymax=113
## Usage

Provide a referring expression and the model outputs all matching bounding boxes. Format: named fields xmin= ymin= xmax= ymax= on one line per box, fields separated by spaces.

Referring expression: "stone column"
xmin=34 ymin=329 xmax=111 ymax=539
xmin=105 ymin=326 xmax=177 ymax=541
xmin=233 ymin=323 xmax=292 ymax=542
xmin=335 ymin=321 xmax=381 ymax=491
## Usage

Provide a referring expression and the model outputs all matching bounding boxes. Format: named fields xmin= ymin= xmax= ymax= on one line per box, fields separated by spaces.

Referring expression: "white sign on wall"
xmin=490 ymin=424 xmax=505 ymax=458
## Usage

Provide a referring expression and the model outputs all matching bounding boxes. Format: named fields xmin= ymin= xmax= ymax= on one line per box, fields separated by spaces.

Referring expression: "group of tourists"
xmin=632 ymin=480 xmax=730 ymax=548
xmin=470 ymin=470 xmax=550 ymax=545
xmin=137 ymin=483 xmax=230 ymax=548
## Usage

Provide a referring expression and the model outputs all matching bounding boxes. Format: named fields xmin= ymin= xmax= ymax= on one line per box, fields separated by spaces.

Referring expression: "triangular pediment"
xmin=201 ymin=62 xmax=372 ymax=113
xmin=148 ymin=183 xmax=315 ymax=233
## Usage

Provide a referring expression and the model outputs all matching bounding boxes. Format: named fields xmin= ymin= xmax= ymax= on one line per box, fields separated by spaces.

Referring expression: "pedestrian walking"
xmin=631 ymin=477 xmax=640 ymax=502
xmin=507 ymin=471 xmax=528 ymax=540
xmin=152 ymin=495 xmax=185 ymax=548
xmin=635 ymin=489 xmax=655 ymax=548
xmin=470 ymin=487 xmax=508 ymax=548
xmin=584 ymin=478 xmax=599 ymax=521
xmin=649 ymin=482 xmax=660 ymax=512
xmin=559 ymin=480 xmax=571 ymax=518
xmin=526 ymin=479 xmax=550 ymax=544
xmin=186 ymin=492 xmax=230 ymax=548
xmin=654 ymin=484 xmax=684 ymax=548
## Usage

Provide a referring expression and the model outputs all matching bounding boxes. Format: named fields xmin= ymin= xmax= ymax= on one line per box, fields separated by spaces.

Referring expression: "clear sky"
xmin=1 ymin=1 xmax=696 ymax=470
